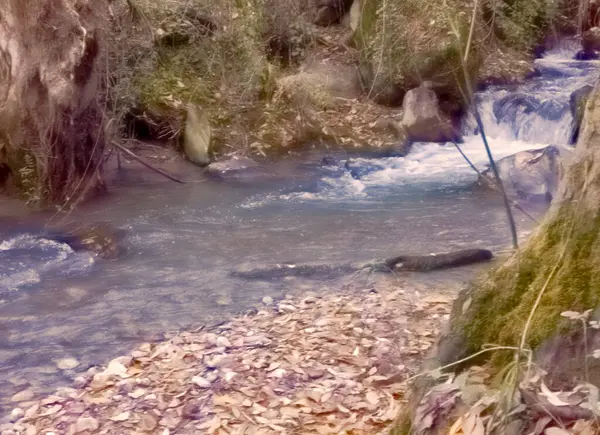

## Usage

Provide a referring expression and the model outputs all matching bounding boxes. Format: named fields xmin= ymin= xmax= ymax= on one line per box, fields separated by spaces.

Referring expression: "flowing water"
xmin=0 ymin=42 xmax=598 ymax=415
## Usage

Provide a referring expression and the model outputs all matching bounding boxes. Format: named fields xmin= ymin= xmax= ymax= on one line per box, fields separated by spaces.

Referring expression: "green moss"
xmin=460 ymin=209 xmax=600 ymax=366
xmin=133 ymin=46 xmax=213 ymax=113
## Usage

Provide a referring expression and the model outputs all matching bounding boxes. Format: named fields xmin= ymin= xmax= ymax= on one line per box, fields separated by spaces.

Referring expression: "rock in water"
xmin=479 ymin=145 xmax=571 ymax=202
xmin=401 ymin=84 xmax=459 ymax=143
xmin=56 ymin=357 xmax=80 ymax=370
xmin=205 ymin=156 xmax=260 ymax=180
xmin=183 ymin=104 xmax=212 ymax=166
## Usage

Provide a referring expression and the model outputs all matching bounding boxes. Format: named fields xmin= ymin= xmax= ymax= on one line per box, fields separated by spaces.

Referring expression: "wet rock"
xmin=204 ymin=156 xmax=260 ymax=181
xmin=570 ymin=85 xmax=594 ymax=145
xmin=479 ymin=145 xmax=571 ymax=202
xmin=10 ymin=389 xmax=34 ymax=403
xmin=401 ymin=84 xmax=459 ymax=143
xmin=56 ymin=358 xmax=80 ymax=371
xmin=9 ymin=408 xmax=24 ymax=423
xmin=262 ymin=296 xmax=274 ymax=305
xmin=574 ymin=49 xmax=599 ymax=61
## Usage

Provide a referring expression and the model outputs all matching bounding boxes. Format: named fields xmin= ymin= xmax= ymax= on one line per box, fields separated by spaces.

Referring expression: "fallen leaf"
xmin=545 ymin=428 xmax=571 ymax=435
xmin=110 ymin=411 xmax=130 ymax=422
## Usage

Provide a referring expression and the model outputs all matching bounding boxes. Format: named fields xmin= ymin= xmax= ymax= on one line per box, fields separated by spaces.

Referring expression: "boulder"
xmin=570 ymin=85 xmax=594 ymax=145
xmin=314 ymin=0 xmax=355 ymax=27
xmin=479 ymin=145 xmax=571 ymax=202
xmin=401 ymin=84 xmax=459 ymax=143
xmin=183 ymin=104 xmax=212 ymax=166
xmin=275 ymin=61 xmax=362 ymax=109
xmin=574 ymin=49 xmax=599 ymax=61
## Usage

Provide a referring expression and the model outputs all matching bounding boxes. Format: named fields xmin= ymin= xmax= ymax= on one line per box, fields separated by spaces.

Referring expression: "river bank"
xmin=2 ymin=278 xmax=455 ymax=434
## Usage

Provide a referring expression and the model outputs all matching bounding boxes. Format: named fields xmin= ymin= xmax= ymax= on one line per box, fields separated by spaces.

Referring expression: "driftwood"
xmin=384 ymin=248 xmax=493 ymax=271
xmin=231 ymin=248 xmax=494 ymax=281
xmin=111 ymin=141 xmax=186 ymax=184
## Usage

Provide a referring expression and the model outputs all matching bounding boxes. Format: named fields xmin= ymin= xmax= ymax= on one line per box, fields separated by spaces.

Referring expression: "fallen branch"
xmin=111 ymin=141 xmax=186 ymax=184
xmin=520 ymin=388 xmax=594 ymax=422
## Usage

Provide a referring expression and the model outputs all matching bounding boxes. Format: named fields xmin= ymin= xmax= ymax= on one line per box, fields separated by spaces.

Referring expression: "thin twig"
xmin=455 ymin=7 xmax=520 ymax=250
xmin=452 ymin=141 xmax=540 ymax=224
xmin=111 ymin=141 xmax=186 ymax=184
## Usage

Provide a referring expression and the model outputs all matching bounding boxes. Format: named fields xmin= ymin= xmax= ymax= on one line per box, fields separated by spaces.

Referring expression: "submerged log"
xmin=384 ymin=248 xmax=494 ymax=271
xmin=231 ymin=248 xmax=494 ymax=281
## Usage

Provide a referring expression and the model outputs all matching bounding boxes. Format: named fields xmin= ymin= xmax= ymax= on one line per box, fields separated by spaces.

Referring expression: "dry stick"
xmin=111 ymin=141 xmax=186 ymax=184
xmin=459 ymin=1 xmax=519 ymax=250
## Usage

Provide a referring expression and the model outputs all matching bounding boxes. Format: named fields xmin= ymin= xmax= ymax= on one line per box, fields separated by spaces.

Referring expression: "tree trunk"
xmin=0 ymin=0 xmax=109 ymax=205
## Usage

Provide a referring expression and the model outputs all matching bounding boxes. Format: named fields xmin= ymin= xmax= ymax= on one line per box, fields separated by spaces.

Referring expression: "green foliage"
xmin=355 ymin=0 xmax=562 ymax=99
xmin=488 ymin=0 xmax=561 ymax=49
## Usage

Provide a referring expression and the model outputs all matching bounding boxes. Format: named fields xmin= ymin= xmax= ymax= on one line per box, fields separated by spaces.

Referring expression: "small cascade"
xmin=243 ymin=42 xmax=600 ymax=205
xmin=462 ymin=40 xmax=599 ymax=144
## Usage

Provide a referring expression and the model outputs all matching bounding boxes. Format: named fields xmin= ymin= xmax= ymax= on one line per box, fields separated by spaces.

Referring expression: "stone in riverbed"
xmin=478 ymin=145 xmax=571 ymax=202
xmin=9 ymin=408 xmax=24 ymax=423
xmin=10 ymin=389 xmax=34 ymax=403
xmin=71 ymin=417 xmax=99 ymax=434
xmin=205 ymin=156 xmax=258 ymax=178
xmin=56 ymin=357 xmax=80 ymax=370
xmin=401 ymin=83 xmax=459 ymax=143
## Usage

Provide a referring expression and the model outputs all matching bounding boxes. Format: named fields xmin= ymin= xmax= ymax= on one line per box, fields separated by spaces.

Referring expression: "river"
xmin=0 ymin=41 xmax=598 ymax=416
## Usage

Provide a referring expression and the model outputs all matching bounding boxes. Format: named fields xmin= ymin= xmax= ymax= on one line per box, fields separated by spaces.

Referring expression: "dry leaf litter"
xmin=3 ymin=284 xmax=454 ymax=434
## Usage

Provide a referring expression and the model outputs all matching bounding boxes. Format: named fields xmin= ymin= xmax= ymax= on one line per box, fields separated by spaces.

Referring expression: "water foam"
xmin=0 ymin=234 xmax=95 ymax=292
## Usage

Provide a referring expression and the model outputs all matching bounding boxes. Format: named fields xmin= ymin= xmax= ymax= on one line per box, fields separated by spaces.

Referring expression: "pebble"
xmin=73 ymin=376 xmax=89 ymax=389
xmin=204 ymin=354 xmax=224 ymax=368
xmin=72 ymin=416 xmax=99 ymax=433
xmin=216 ymin=336 xmax=231 ymax=348
xmin=9 ymin=408 xmax=23 ymax=423
xmin=278 ymin=303 xmax=297 ymax=313
xmin=56 ymin=357 xmax=80 ymax=370
xmin=262 ymin=296 xmax=274 ymax=305
xmin=10 ymin=389 xmax=34 ymax=403
xmin=191 ymin=376 xmax=211 ymax=388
